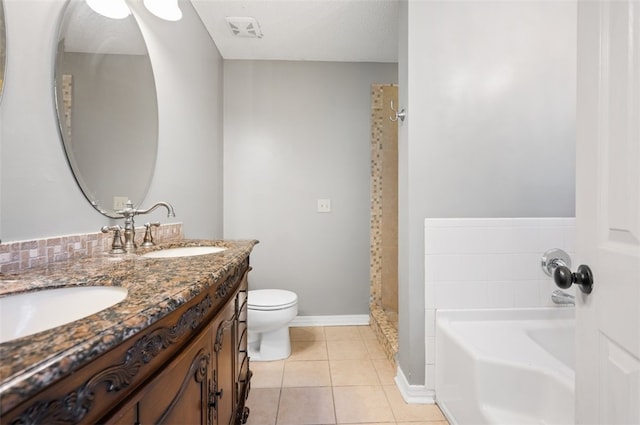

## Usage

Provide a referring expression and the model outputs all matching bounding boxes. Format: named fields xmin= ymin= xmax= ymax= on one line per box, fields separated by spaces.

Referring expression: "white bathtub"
xmin=435 ymin=308 xmax=575 ymax=425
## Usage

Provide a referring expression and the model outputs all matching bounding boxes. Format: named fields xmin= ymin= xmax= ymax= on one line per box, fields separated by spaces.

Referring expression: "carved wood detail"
xmin=10 ymin=295 xmax=213 ymax=425
xmin=215 ymin=259 xmax=248 ymax=300
xmin=214 ymin=315 xmax=236 ymax=354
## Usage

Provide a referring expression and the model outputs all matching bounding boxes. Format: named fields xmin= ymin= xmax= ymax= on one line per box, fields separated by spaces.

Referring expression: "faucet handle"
xmin=541 ymin=248 xmax=572 ymax=277
xmin=141 ymin=222 xmax=161 ymax=247
xmin=101 ymin=225 xmax=126 ymax=254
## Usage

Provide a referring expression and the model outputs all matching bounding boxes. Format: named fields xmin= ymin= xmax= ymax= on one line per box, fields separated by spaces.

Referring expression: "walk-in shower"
xmin=370 ymin=83 xmax=398 ymax=363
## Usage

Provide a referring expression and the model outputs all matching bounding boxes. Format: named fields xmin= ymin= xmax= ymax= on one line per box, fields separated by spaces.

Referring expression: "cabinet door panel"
xmin=138 ymin=328 xmax=211 ymax=425
xmin=214 ymin=302 xmax=236 ymax=425
xmin=103 ymin=403 xmax=138 ymax=425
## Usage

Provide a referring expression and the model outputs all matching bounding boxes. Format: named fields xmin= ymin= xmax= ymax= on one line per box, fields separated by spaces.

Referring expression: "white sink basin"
xmin=141 ymin=246 xmax=227 ymax=259
xmin=0 ymin=286 xmax=128 ymax=344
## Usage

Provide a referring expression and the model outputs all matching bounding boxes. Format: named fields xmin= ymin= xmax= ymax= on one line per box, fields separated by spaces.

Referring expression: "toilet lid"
xmin=248 ymin=289 xmax=297 ymax=311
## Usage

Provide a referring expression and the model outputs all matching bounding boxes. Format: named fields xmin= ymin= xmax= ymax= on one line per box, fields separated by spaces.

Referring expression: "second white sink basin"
xmin=141 ymin=246 xmax=227 ymax=259
xmin=0 ymin=286 xmax=128 ymax=344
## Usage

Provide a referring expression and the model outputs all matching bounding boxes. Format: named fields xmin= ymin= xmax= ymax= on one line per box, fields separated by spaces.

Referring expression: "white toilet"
xmin=247 ymin=289 xmax=298 ymax=361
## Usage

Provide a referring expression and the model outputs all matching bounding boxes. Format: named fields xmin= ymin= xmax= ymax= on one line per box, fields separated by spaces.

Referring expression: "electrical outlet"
xmin=317 ymin=199 xmax=331 ymax=213
xmin=113 ymin=196 xmax=129 ymax=211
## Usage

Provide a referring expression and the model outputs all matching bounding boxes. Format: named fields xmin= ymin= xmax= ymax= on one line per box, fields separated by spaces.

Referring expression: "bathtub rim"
xmin=434 ymin=307 xmax=576 ymax=425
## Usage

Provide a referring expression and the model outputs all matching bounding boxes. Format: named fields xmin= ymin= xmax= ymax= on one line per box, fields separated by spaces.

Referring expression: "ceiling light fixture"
xmin=86 ymin=0 xmax=131 ymax=19
xmin=143 ymin=0 xmax=183 ymax=21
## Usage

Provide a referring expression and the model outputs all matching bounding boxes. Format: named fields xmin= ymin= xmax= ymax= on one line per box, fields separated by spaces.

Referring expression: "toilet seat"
xmin=248 ymin=289 xmax=297 ymax=311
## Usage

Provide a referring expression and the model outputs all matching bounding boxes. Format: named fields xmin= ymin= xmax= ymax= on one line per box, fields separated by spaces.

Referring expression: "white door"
xmin=576 ymin=0 xmax=640 ymax=424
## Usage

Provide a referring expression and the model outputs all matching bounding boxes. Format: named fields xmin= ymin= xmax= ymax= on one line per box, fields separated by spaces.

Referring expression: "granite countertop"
xmin=0 ymin=239 xmax=258 ymax=415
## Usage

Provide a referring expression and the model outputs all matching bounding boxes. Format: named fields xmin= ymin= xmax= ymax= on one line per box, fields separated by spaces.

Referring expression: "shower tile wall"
xmin=424 ymin=217 xmax=576 ymax=390
xmin=370 ymin=84 xmax=398 ymax=364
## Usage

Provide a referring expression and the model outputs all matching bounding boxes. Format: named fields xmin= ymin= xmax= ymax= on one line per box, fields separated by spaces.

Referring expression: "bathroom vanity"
xmin=0 ymin=240 xmax=257 ymax=425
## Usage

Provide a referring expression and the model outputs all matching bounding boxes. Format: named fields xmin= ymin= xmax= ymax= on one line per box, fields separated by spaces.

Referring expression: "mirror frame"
xmin=0 ymin=0 xmax=6 ymax=102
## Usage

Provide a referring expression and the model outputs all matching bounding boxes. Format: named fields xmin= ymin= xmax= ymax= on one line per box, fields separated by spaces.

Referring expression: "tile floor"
xmin=245 ymin=325 xmax=449 ymax=425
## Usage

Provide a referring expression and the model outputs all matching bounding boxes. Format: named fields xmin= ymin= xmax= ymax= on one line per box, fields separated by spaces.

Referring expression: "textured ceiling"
xmin=191 ymin=0 xmax=399 ymax=63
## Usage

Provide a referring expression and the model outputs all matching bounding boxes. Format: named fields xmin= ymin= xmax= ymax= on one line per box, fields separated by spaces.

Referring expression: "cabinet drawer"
xmin=238 ymin=352 xmax=250 ymax=385
xmin=236 ymin=288 xmax=247 ymax=314
xmin=237 ymin=298 xmax=248 ymax=323
xmin=237 ymin=288 xmax=247 ymax=306
xmin=237 ymin=323 xmax=247 ymax=357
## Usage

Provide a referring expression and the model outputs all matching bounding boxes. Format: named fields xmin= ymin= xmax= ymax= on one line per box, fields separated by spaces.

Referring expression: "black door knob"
xmin=553 ymin=264 xmax=594 ymax=294
xmin=554 ymin=265 xmax=574 ymax=289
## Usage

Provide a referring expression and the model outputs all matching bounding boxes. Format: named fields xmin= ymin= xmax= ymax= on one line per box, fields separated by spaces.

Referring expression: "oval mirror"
xmin=55 ymin=0 xmax=158 ymax=218
xmin=0 ymin=0 xmax=6 ymax=101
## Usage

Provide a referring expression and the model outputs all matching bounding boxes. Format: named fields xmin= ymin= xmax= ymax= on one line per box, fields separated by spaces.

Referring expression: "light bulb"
xmin=143 ymin=0 xmax=182 ymax=21
xmin=86 ymin=0 xmax=131 ymax=19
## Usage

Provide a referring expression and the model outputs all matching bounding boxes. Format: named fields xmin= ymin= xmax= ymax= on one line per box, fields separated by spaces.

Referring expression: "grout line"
xmin=326 ymin=330 xmax=338 ymax=425
xmin=274 ymin=387 xmax=282 ymax=425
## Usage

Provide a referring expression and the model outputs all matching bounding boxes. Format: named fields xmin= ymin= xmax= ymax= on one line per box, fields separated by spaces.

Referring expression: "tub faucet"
xmin=117 ymin=200 xmax=175 ymax=253
xmin=551 ymin=289 xmax=575 ymax=306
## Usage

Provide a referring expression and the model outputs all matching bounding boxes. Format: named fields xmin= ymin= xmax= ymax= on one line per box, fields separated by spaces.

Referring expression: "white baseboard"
xmin=290 ymin=314 xmax=370 ymax=327
xmin=394 ymin=365 xmax=435 ymax=404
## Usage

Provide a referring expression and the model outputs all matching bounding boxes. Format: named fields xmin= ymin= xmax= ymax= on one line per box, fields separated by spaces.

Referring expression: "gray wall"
xmin=132 ymin=0 xmax=224 ymax=238
xmin=0 ymin=0 xmax=224 ymax=242
xmin=397 ymin=0 xmax=576 ymax=385
xmin=223 ymin=60 xmax=398 ymax=316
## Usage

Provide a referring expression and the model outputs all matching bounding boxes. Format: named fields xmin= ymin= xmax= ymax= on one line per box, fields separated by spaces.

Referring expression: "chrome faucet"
xmin=117 ymin=200 xmax=175 ymax=253
xmin=551 ymin=289 xmax=575 ymax=306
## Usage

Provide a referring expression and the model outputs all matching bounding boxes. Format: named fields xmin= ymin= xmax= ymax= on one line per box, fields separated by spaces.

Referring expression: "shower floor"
xmin=370 ymin=303 xmax=398 ymax=365
xmin=383 ymin=308 xmax=398 ymax=330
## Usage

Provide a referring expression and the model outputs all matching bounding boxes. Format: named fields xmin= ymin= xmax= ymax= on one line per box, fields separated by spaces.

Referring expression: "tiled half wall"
xmin=424 ymin=217 xmax=576 ymax=391
xmin=0 ymin=223 xmax=183 ymax=274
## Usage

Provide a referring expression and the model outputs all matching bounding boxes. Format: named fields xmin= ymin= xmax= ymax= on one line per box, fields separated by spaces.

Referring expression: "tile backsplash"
xmin=0 ymin=223 xmax=183 ymax=274
xmin=424 ymin=217 xmax=576 ymax=390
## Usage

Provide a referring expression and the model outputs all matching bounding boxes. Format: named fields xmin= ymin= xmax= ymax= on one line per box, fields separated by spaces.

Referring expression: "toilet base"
xmin=248 ymin=326 xmax=291 ymax=361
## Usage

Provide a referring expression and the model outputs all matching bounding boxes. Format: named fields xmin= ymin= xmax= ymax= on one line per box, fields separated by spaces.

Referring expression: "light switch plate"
xmin=113 ymin=196 xmax=128 ymax=211
xmin=317 ymin=199 xmax=331 ymax=213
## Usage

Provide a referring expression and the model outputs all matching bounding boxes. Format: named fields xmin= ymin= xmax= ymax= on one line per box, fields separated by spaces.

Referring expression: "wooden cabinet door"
xmin=212 ymin=299 xmax=237 ymax=425
xmin=137 ymin=325 xmax=213 ymax=425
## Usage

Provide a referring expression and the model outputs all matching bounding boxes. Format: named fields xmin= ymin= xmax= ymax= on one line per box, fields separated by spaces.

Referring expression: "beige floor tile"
xmin=288 ymin=339 xmax=328 ymax=361
xmin=277 ymin=387 xmax=336 ymax=425
xmin=383 ymin=385 xmax=446 ymax=422
xmin=327 ymin=339 xmax=369 ymax=360
xmin=245 ymin=387 xmax=280 ymax=425
xmin=372 ymin=358 xmax=397 ymax=385
xmin=290 ymin=326 xmax=326 ymax=341
xmin=364 ymin=338 xmax=389 ymax=359
xmin=345 ymin=423 xmax=396 ymax=425
xmin=247 ymin=327 xmax=449 ymax=425
xmin=358 ymin=325 xmax=379 ymax=340
xmin=283 ymin=360 xmax=332 ymax=387
xmin=333 ymin=386 xmax=395 ymax=424
xmin=250 ymin=360 xmax=285 ymax=388
xmin=324 ymin=326 xmax=363 ymax=341
xmin=396 ymin=422 xmax=449 ymax=425
xmin=329 ymin=359 xmax=380 ymax=386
